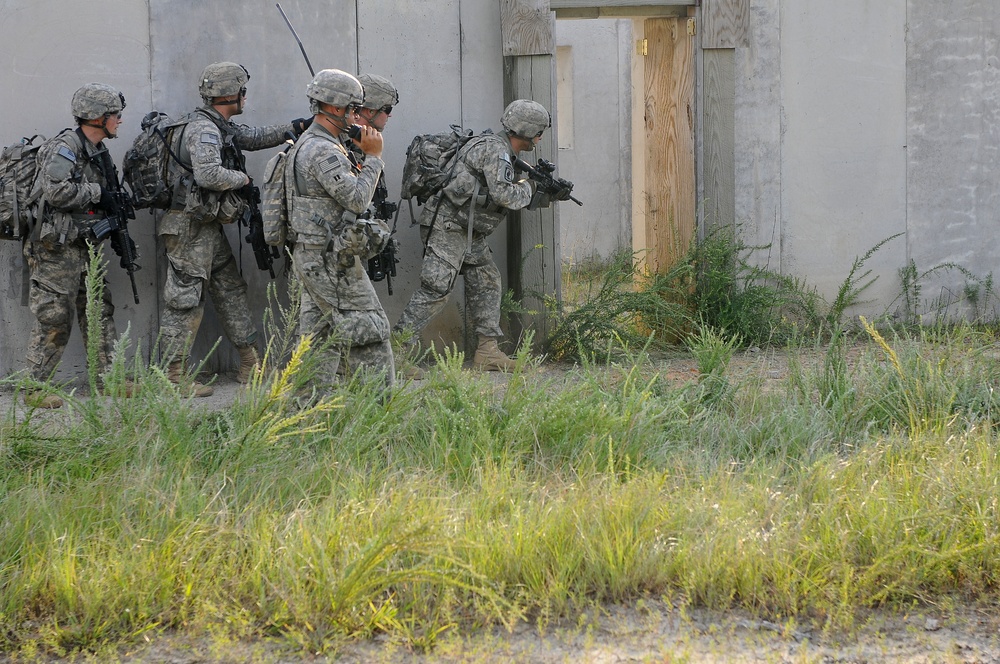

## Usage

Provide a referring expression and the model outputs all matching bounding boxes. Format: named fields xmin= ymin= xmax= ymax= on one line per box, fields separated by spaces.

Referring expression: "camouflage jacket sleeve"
xmin=465 ymin=135 xmax=533 ymax=210
xmin=297 ymin=129 xmax=384 ymax=215
xmin=36 ymin=131 xmax=104 ymax=211
xmin=183 ymin=115 xmax=247 ymax=192
xmin=232 ymin=122 xmax=295 ymax=152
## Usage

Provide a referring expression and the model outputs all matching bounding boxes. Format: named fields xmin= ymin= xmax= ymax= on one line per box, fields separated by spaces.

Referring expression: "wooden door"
xmin=643 ymin=17 xmax=695 ymax=274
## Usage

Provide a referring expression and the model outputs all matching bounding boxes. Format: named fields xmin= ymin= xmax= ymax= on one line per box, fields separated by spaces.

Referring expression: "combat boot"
xmin=472 ymin=336 xmax=517 ymax=372
xmin=395 ymin=338 xmax=426 ymax=380
xmin=235 ymin=345 xmax=261 ymax=384
xmin=167 ymin=361 xmax=214 ymax=397
xmin=23 ymin=391 xmax=64 ymax=409
xmin=99 ymin=379 xmax=137 ymax=398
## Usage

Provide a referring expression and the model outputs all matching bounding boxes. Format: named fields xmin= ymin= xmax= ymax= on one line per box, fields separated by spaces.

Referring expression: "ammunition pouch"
xmin=183 ymin=182 xmax=223 ymax=224
xmin=217 ymin=190 xmax=246 ymax=225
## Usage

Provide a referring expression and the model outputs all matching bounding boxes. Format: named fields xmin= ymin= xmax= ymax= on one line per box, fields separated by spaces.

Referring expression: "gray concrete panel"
xmin=0 ymin=0 xmax=153 ymax=380
xmin=779 ymin=0 xmax=907 ymax=309
xmin=906 ymin=1 xmax=1000 ymax=319
xmin=556 ymin=18 xmax=632 ymax=263
xmin=735 ymin=0 xmax=782 ymax=271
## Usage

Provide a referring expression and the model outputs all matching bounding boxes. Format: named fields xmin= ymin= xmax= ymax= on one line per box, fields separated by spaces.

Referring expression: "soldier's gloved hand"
xmin=291 ymin=117 xmax=313 ymax=135
xmin=110 ymin=233 xmax=139 ymax=265
xmin=97 ymin=186 xmax=116 ymax=213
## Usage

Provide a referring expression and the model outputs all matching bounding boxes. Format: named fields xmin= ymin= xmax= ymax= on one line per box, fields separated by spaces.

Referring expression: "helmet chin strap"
xmin=214 ymin=96 xmax=244 ymax=114
xmin=318 ymin=107 xmax=350 ymax=133
xmin=85 ymin=115 xmax=115 ymax=140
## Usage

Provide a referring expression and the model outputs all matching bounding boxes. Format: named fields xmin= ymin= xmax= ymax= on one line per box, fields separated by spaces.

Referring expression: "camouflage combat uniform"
xmin=157 ymin=107 xmax=291 ymax=363
xmin=24 ymin=128 xmax=118 ymax=381
xmin=287 ymin=122 xmax=394 ymax=387
xmin=394 ymin=132 xmax=533 ymax=339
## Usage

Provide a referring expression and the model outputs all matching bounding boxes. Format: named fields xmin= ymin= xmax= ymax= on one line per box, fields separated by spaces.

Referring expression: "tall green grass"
xmin=3 ymin=312 xmax=1000 ymax=657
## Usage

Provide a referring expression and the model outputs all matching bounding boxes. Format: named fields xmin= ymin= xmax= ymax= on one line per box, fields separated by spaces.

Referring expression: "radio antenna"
xmin=276 ymin=3 xmax=315 ymax=76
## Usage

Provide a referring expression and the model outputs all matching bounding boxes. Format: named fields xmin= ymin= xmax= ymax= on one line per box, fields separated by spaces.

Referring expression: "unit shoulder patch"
xmin=497 ymin=155 xmax=514 ymax=184
xmin=56 ymin=146 xmax=77 ymax=163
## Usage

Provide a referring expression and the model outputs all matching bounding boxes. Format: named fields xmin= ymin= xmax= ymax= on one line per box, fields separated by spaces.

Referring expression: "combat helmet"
xmin=306 ymin=69 xmax=365 ymax=111
xmin=71 ymin=83 xmax=126 ymax=120
xmin=500 ymin=99 xmax=551 ymax=139
xmin=199 ymin=62 xmax=250 ymax=101
xmin=358 ymin=74 xmax=398 ymax=111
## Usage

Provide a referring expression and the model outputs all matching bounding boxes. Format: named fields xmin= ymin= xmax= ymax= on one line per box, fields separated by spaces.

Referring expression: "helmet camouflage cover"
xmin=358 ymin=74 xmax=398 ymax=110
xmin=500 ymin=99 xmax=551 ymax=139
xmin=71 ymin=83 xmax=126 ymax=120
xmin=306 ymin=68 xmax=364 ymax=109
xmin=199 ymin=62 xmax=250 ymax=100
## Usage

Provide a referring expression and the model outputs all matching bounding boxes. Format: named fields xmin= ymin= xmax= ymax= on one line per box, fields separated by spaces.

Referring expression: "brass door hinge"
xmin=687 ymin=18 xmax=696 ymax=36
xmin=637 ymin=38 xmax=648 ymax=56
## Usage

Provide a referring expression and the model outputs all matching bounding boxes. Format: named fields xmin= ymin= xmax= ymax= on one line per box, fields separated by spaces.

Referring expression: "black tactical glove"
xmin=97 ymin=186 xmax=116 ymax=212
xmin=110 ymin=233 xmax=139 ymax=267
xmin=291 ymin=117 xmax=313 ymax=135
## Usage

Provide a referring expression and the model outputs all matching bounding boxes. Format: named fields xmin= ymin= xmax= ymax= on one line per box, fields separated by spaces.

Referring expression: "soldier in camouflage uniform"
xmin=298 ymin=73 xmax=399 ymax=346
xmin=393 ymin=99 xmax=550 ymax=371
xmin=22 ymin=83 xmax=129 ymax=409
xmin=285 ymin=69 xmax=394 ymax=389
xmin=157 ymin=62 xmax=311 ymax=396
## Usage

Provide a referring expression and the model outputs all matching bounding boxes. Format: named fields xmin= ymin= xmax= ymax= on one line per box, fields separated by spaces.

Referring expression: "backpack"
xmin=0 ymin=135 xmax=45 ymax=241
xmin=261 ymin=138 xmax=297 ymax=248
xmin=122 ymin=111 xmax=192 ymax=210
xmin=399 ymin=124 xmax=481 ymax=206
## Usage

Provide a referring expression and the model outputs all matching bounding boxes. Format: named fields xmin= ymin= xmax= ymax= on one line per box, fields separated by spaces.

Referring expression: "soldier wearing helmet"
xmin=156 ymin=62 xmax=312 ymax=396
xmin=393 ymin=99 xmax=550 ymax=374
xmin=283 ymin=68 xmax=395 ymax=389
xmin=21 ymin=83 xmax=132 ymax=408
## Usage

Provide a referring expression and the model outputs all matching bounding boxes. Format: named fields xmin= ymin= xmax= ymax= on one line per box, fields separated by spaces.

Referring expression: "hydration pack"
xmin=0 ymin=135 xmax=45 ymax=241
xmin=261 ymin=138 xmax=297 ymax=248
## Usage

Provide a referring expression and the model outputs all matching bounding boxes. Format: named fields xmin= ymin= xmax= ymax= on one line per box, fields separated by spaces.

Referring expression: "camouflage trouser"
xmin=158 ymin=219 xmax=256 ymax=364
xmin=23 ymin=239 xmax=117 ymax=382
xmin=393 ymin=222 xmax=503 ymax=339
xmin=299 ymin=284 xmax=395 ymax=390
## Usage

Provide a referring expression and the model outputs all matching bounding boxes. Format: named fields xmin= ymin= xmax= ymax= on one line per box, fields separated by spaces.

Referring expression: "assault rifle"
xmin=91 ymin=145 xmax=141 ymax=304
xmin=513 ymin=157 xmax=583 ymax=207
xmin=239 ymin=178 xmax=280 ymax=278
xmin=365 ymin=178 xmax=400 ymax=295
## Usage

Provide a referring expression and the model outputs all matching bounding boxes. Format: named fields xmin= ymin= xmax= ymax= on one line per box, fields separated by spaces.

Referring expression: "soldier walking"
xmin=393 ymin=99 xmax=551 ymax=372
xmin=283 ymin=69 xmax=394 ymax=389
xmin=157 ymin=62 xmax=310 ymax=395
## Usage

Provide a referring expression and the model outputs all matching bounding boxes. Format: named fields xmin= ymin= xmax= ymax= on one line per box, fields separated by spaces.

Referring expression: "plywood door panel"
xmin=644 ymin=17 xmax=695 ymax=274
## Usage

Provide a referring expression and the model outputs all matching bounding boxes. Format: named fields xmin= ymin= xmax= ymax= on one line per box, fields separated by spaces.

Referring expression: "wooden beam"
xmin=500 ymin=0 xmax=555 ymax=56
xmin=550 ymin=0 xmax=696 ymax=7
xmin=503 ymin=54 xmax=559 ymax=346
xmin=702 ymin=0 xmax=750 ymax=48
xmin=555 ymin=6 xmax=687 ymax=19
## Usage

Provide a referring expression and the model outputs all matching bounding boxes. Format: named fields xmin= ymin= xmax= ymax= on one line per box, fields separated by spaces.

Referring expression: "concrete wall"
xmin=0 ymin=0 xmax=505 ymax=380
xmin=735 ymin=0 xmax=1000 ymax=319
xmin=554 ymin=18 xmax=633 ymax=264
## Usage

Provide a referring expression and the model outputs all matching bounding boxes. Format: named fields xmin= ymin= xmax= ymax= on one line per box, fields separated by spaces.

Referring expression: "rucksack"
xmin=0 ymin=135 xmax=45 ymax=241
xmin=399 ymin=124 xmax=481 ymax=206
xmin=122 ymin=111 xmax=192 ymax=210
xmin=261 ymin=138 xmax=297 ymax=248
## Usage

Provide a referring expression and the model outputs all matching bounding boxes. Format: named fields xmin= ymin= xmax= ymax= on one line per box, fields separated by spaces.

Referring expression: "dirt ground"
xmin=3 ymin=601 xmax=997 ymax=663
xmin=2 ymin=349 xmax=1000 ymax=662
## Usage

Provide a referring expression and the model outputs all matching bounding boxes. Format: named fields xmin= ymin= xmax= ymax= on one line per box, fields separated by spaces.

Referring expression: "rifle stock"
xmin=239 ymin=180 xmax=280 ymax=278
